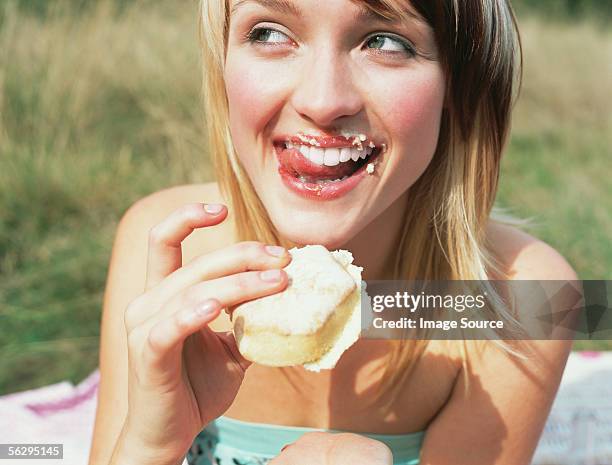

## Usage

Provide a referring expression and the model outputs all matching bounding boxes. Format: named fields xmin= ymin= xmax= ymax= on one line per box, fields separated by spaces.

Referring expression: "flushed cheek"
xmin=225 ymin=61 xmax=286 ymax=120
xmin=224 ymin=57 xmax=292 ymax=171
xmin=374 ymin=71 xmax=445 ymax=176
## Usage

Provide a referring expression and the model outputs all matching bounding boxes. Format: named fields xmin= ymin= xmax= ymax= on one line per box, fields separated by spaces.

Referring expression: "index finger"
xmin=145 ymin=202 xmax=227 ymax=291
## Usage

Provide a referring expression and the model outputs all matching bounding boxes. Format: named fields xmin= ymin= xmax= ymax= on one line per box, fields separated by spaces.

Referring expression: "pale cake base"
xmin=233 ymin=284 xmax=359 ymax=367
xmin=232 ymin=246 xmax=363 ymax=370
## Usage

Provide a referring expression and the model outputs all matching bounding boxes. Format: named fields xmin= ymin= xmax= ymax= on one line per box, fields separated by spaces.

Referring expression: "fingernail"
xmin=260 ymin=269 xmax=282 ymax=282
xmin=265 ymin=245 xmax=286 ymax=257
xmin=203 ymin=203 xmax=224 ymax=214
xmin=281 ymin=443 xmax=293 ymax=452
xmin=195 ymin=300 xmax=218 ymax=317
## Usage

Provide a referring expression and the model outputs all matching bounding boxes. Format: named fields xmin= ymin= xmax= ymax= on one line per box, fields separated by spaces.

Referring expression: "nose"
xmin=290 ymin=48 xmax=363 ymax=127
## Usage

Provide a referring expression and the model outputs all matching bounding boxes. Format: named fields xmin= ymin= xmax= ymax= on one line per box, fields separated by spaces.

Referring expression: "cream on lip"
xmin=276 ymin=134 xmax=383 ymax=174
xmin=280 ymin=131 xmax=379 ymax=151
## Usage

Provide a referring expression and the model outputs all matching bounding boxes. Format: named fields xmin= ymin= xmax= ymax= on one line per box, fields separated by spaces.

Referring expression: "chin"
xmin=270 ymin=214 xmax=354 ymax=249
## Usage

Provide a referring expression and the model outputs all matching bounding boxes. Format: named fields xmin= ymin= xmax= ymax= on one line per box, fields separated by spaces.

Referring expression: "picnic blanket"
xmin=1 ymin=351 xmax=611 ymax=465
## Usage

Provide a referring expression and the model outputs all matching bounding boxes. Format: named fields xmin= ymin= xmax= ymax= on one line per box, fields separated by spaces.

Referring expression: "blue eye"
xmin=365 ymin=34 xmax=416 ymax=57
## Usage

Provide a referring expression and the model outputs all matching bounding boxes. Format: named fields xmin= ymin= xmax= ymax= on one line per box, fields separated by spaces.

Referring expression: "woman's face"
xmin=224 ymin=0 xmax=445 ymax=248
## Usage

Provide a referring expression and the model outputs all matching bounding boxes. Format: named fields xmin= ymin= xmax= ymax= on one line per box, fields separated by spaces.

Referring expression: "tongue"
xmin=277 ymin=146 xmax=360 ymax=179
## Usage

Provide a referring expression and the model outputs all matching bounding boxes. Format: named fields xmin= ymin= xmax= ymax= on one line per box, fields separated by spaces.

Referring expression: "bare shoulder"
xmin=471 ymin=219 xmax=580 ymax=351
xmin=420 ymin=221 xmax=579 ymax=464
xmin=126 ymin=181 xmax=224 ymax=226
xmin=87 ymin=182 xmax=234 ymax=465
xmin=485 ymin=219 xmax=579 ymax=281
xmin=123 ymin=182 xmax=237 ymax=263
xmin=133 ymin=181 xmax=225 ymax=207
xmin=479 ymin=218 xmax=580 ymax=357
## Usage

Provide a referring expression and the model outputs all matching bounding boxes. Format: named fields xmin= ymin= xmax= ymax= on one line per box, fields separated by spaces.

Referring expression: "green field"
xmin=1 ymin=1 xmax=610 ymax=394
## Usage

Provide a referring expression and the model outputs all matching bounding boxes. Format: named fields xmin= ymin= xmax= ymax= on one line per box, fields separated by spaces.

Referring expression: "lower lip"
xmin=276 ymin=150 xmax=376 ymax=201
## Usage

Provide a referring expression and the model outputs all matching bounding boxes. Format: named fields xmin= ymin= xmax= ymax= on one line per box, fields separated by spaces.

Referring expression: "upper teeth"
xmin=286 ymin=143 xmax=373 ymax=166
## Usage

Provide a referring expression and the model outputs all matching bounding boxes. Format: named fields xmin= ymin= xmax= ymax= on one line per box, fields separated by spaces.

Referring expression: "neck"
xmin=343 ymin=190 xmax=409 ymax=281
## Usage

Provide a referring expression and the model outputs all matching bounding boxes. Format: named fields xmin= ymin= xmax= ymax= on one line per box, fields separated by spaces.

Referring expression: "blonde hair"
xmin=199 ymin=0 xmax=535 ymax=411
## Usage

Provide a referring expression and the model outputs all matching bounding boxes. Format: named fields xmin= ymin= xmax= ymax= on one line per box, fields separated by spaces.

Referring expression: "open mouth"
xmin=273 ymin=141 xmax=383 ymax=185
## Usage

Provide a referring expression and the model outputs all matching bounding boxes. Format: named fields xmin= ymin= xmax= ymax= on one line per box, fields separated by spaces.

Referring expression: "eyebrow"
xmin=231 ymin=0 xmax=302 ymax=17
xmin=230 ymin=0 xmax=411 ymax=24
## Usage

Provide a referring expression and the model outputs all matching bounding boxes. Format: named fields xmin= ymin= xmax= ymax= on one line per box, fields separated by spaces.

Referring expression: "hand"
xmin=118 ymin=202 xmax=291 ymax=463
xmin=269 ymin=432 xmax=393 ymax=465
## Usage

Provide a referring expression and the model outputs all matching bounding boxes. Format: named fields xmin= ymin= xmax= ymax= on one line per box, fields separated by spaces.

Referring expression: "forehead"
xmin=229 ymin=0 xmax=424 ymax=26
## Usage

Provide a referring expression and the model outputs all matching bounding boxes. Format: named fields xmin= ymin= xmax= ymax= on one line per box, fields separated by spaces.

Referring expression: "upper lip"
xmin=273 ymin=131 xmax=379 ymax=149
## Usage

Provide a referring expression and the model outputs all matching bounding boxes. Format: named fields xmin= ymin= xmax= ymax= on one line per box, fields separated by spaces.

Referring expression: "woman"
xmin=88 ymin=0 xmax=578 ymax=464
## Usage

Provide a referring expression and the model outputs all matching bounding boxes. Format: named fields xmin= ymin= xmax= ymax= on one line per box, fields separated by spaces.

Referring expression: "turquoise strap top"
xmin=187 ymin=415 xmax=425 ymax=465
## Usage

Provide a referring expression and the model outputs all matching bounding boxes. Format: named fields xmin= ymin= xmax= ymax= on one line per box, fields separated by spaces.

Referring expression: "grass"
xmin=0 ymin=1 xmax=610 ymax=395
xmin=499 ymin=17 xmax=612 ymax=280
